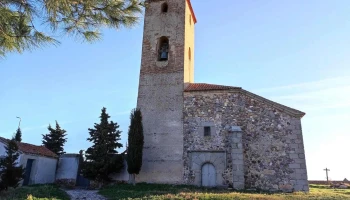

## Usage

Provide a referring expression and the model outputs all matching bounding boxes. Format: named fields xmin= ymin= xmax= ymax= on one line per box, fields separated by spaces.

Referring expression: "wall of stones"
xmin=183 ymin=90 xmax=309 ymax=192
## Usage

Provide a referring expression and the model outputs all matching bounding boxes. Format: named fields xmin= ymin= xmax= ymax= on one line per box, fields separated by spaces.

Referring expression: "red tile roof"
xmin=185 ymin=83 xmax=241 ymax=91
xmin=0 ymin=137 xmax=58 ymax=158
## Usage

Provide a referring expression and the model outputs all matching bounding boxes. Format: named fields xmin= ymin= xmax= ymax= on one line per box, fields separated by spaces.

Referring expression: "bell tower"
xmin=136 ymin=0 xmax=196 ymax=183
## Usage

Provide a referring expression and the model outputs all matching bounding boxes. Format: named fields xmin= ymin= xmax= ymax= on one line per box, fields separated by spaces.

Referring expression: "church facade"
xmin=136 ymin=0 xmax=308 ymax=192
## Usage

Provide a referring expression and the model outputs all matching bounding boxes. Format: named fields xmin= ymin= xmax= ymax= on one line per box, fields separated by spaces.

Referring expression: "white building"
xmin=0 ymin=137 xmax=58 ymax=185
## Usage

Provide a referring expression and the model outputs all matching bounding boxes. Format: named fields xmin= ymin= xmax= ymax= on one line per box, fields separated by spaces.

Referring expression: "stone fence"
xmin=309 ymin=180 xmax=349 ymax=185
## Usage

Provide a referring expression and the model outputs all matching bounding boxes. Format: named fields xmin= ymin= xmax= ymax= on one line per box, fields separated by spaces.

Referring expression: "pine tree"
xmin=0 ymin=0 xmax=144 ymax=57
xmin=127 ymin=108 xmax=144 ymax=185
xmin=0 ymin=139 xmax=24 ymax=191
xmin=42 ymin=121 xmax=67 ymax=156
xmin=14 ymin=128 xmax=22 ymax=142
xmin=82 ymin=107 xmax=123 ymax=184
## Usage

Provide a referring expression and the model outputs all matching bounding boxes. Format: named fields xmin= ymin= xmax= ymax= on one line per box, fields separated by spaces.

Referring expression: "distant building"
xmin=0 ymin=137 xmax=58 ymax=185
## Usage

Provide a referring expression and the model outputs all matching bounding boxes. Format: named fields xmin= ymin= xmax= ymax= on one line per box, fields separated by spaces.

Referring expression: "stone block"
xmin=295 ymin=139 xmax=303 ymax=144
xmin=279 ymin=184 xmax=293 ymax=191
xmin=297 ymin=180 xmax=308 ymax=185
xmin=296 ymin=169 xmax=307 ymax=174
xmin=294 ymin=159 xmax=306 ymax=164
xmin=238 ymin=164 xmax=244 ymax=172
xmin=232 ymin=149 xmax=243 ymax=154
xmin=289 ymin=164 xmax=301 ymax=169
xmin=204 ymin=153 xmax=211 ymax=162
xmin=199 ymin=154 xmax=206 ymax=163
xmin=232 ymin=164 xmax=237 ymax=171
xmin=288 ymin=134 xmax=298 ymax=139
xmin=293 ymin=173 xmax=306 ymax=179
xmin=231 ymin=126 xmax=242 ymax=132
xmin=298 ymin=154 xmax=305 ymax=159
xmin=289 ymin=153 xmax=299 ymax=159
xmin=234 ymin=159 xmax=244 ymax=165
xmin=233 ymin=175 xmax=244 ymax=181
xmin=263 ymin=169 xmax=276 ymax=175
xmin=192 ymin=162 xmax=200 ymax=171
xmin=233 ymin=182 xmax=245 ymax=190
xmin=232 ymin=137 xmax=240 ymax=143
xmin=294 ymin=184 xmax=303 ymax=191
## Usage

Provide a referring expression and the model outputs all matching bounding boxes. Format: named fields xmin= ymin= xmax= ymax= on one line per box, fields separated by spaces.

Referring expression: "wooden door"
xmin=202 ymin=163 xmax=216 ymax=187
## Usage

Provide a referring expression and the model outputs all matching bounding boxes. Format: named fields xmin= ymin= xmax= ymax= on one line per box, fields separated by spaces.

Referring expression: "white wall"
xmin=0 ymin=142 xmax=6 ymax=157
xmin=20 ymin=154 xmax=57 ymax=185
xmin=56 ymin=154 xmax=79 ymax=181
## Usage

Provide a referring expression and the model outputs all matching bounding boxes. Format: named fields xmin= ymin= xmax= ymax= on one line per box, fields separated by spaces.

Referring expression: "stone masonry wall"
xmin=183 ymin=90 xmax=309 ymax=192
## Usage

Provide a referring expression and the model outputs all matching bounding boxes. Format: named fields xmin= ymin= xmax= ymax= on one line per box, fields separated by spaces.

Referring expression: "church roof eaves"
xmin=184 ymin=83 xmax=241 ymax=91
xmin=187 ymin=0 xmax=197 ymax=24
xmin=184 ymin=83 xmax=306 ymax=118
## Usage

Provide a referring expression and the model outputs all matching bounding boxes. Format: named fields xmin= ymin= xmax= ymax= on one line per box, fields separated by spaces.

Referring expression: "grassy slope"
xmin=0 ymin=185 xmax=70 ymax=200
xmin=99 ymin=184 xmax=350 ymax=200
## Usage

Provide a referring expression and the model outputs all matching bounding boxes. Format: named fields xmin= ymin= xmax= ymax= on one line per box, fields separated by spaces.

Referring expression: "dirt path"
xmin=65 ymin=189 xmax=107 ymax=200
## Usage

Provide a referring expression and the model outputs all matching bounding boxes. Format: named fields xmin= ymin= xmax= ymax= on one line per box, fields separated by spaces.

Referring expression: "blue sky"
xmin=1 ymin=0 xmax=349 ymax=181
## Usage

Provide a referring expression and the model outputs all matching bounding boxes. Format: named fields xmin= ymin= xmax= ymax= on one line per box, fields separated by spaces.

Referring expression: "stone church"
xmin=135 ymin=0 xmax=308 ymax=192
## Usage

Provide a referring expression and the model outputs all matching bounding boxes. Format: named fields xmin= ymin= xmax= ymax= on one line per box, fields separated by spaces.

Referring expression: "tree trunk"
xmin=128 ymin=174 xmax=132 ymax=184
xmin=129 ymin=173 xmax=136 ymax=185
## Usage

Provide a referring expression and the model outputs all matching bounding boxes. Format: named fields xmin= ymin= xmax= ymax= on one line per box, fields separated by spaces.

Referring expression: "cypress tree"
xmin=0 ymin=139 xmax=24 ymax=191
xmin=14 ymin=128 xmax=22 ymax=142
xmin=42 ymin=121 xmax=67 ymax=156
xmin=82 ymin=107 xmax=123 ymax=184
xmin=127 ymin=108 xmax=144 ymax=185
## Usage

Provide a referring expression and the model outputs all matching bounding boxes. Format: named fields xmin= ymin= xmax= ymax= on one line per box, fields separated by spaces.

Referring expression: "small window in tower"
xmin=204 ymin=126 xmax=211 ymax=137
xmin=188 ymin=47 xmax=191 ymax=60
xmin=161 ymin=3 xmax=168 ymax=13
xmin=158 ymin=36 xmax=169 ymax=61
xmin=189 ymin=15 xmax=192 ymax=25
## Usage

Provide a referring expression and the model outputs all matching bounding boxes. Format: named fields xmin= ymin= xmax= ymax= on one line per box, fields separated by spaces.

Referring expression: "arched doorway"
xmin=201 ymin=163 xmax=216 ymax=187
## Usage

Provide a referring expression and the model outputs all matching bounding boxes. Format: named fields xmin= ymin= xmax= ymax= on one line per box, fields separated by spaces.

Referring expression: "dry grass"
xmin=0 ymin=184 xmax=70 ymax=200
xmin=99 ymin=183 xmax=350 ymax=200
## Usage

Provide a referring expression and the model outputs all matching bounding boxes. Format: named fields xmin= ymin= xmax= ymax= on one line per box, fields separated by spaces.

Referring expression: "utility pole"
xmin=16 ymin=116 xmax=21 ymax=129
xmin=324 ymin=168 xmax=330 ymax=183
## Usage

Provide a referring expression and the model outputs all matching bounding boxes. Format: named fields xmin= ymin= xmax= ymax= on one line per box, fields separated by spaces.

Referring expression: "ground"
xmin=0 ymin=184 xmax=70 ymax=200
xmin=0 ymin=184 xmax=349 ymax=199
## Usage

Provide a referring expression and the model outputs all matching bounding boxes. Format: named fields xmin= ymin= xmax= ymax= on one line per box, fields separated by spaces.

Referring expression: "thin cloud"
xmin=270 ymin=85 xmax=350 ymax=101
xmin=21 ymin=121 xmax=74 ymax=132
xmin=253 ymin=76 xmax=350 ymax=93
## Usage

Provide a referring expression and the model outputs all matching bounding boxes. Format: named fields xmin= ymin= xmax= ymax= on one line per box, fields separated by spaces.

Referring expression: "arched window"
xmin=188 ymin=47 xmax=191 ymax=60
xmin=161 ymin=3 xmax=168 ymax=13
xmin=158 ymin=36 xmax=169 ymax=61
